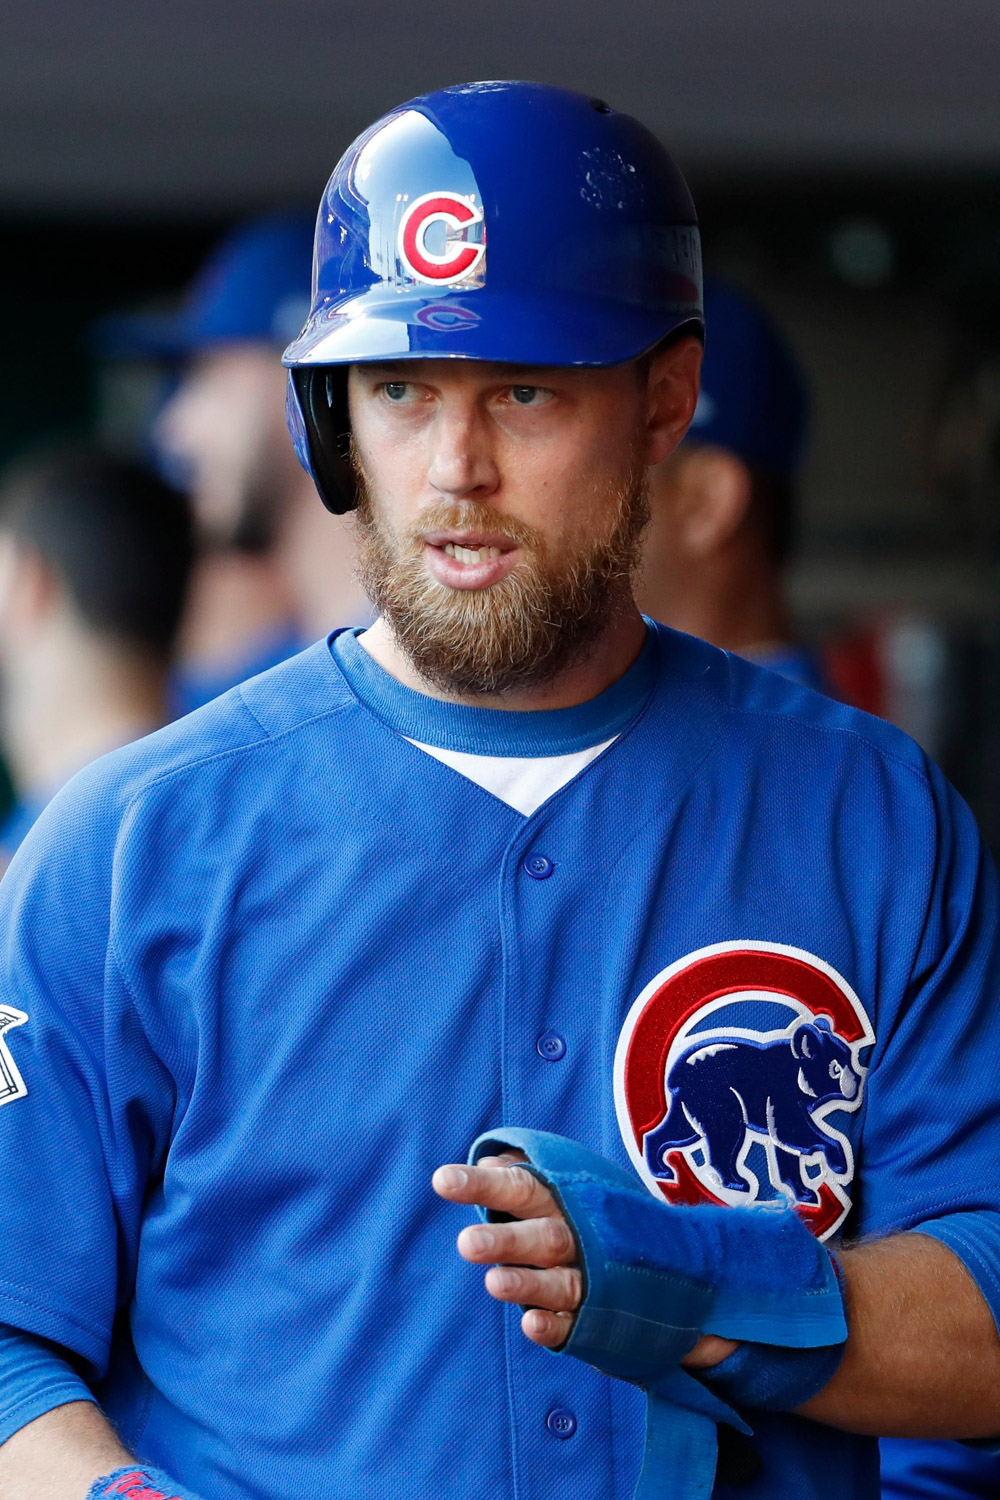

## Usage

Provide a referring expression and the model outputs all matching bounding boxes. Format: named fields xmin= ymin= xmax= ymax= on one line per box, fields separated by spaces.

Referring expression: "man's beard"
xmin=353 ymin=449 xmax=649 ymax=697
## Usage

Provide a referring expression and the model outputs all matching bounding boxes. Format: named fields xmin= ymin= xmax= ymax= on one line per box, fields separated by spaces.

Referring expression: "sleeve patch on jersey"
xmin=0 ymin=1006 xmax=29 ymax=1108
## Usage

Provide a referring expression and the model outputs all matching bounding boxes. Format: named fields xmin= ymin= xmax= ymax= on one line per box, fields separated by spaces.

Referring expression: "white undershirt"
xmin=405 ymin=737 xmax=618 ymax=816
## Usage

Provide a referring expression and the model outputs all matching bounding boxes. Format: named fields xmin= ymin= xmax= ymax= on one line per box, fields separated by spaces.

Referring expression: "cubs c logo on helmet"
xmin=0 ymin=1006 xmax=28 ymax=1109
xmin=398 ymin=192 xmax=486 ymax=285
xmin=413 ymin=302 xmax=481 ymax=331
xmin=614 ymin=942 xmax=875 ymax=1241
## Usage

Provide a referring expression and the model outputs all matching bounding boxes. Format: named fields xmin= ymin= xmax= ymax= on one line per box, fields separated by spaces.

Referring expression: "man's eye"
xmin=381 ymin=382 xmax=414 ymax=403
xmin=508 ymin=386 xmax=551 ymax=407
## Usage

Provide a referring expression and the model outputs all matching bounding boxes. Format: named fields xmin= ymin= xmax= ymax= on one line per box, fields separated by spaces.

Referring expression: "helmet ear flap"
xmin=291 ymin=367 xmax=357 ymax=515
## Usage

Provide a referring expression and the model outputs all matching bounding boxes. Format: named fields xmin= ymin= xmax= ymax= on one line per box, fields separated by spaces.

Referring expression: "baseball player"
xmin=99 ymin=213 xmax=367 ymax=714
xmin=0 ymin=81 xmax=999 ymax=1500
xmin=0 ymin=447 xmax=194 ymax=866
xmin=635 ymin=276 xmax=828 ymax=692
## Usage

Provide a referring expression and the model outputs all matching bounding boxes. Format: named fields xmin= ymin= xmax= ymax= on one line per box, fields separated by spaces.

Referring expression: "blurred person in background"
xmin=100 ymin=212 xmax=367 ymax=715
xmin=635 ymin=276 xmax=825 ymax=691
xmin=0 ymin=448 xmax=194 ymax=868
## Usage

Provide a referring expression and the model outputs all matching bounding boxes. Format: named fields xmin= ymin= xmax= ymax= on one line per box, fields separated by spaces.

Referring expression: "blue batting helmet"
xmin=687 ymin=277 xmax=809 ymax=478
xmin=282 ymin=81 xmax=703 ymax=513
xmin=97 ymin=213 xmax=315 ymax=358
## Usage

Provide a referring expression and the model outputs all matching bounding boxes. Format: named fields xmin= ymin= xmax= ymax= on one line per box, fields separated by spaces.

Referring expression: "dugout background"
xmin=3 ymin=0 xmax=1000 ymax=845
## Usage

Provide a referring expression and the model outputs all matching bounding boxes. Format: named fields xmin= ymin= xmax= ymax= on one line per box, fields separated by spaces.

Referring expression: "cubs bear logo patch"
xmin=613 ymin=942 xmax=875 ymax=1241
xmin=0 ymin=1006 xmax=28 ymax=1109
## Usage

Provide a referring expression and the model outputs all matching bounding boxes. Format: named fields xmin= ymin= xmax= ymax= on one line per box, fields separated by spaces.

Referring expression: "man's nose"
xmin=426 ymin=404 xmax=499 ymax=499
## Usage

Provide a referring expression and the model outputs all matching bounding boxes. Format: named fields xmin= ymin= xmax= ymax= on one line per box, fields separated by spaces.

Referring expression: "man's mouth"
xmin=421 ymin=531 xmax=519 ymax=589
xmin=442 ymin=542 xmax=504 ymax=565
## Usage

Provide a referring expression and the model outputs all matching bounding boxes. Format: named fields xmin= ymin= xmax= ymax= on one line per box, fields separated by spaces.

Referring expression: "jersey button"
xmin=523 ymin=853 xmax=554 ymax=880
xmin=537 ymin=1030 xmax=566 ymax=1062
xmin=546 ymin=1407 xmax=577 ymax=1439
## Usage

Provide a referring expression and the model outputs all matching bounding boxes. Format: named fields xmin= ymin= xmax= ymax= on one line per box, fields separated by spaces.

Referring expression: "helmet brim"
xmin=283 ymin=287 xmax=702 ymax=371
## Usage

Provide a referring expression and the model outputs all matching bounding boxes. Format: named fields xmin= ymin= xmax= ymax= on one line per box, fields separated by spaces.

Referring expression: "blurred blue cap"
xmin=686 ymin=277 xmax=809 ymax=477
xmin=96 ymin=212 xmax=315 ymax=359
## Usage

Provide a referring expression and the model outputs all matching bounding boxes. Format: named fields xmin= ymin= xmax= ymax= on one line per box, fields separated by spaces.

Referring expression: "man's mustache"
xmin=402 ymin=500 xmax=540 ymax=553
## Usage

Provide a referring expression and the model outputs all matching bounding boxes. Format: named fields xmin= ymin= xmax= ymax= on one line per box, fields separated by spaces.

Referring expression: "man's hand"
xmin=433 ymin=1152 xmax=578 ymax=1347
xmin=432 ymin=1152 xmax=735 ymax=1368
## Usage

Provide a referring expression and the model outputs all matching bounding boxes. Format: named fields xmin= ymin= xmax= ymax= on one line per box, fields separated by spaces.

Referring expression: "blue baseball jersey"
xmin=0 ymin=621 xmax=998 ymax=1500
xmin=880 ymin=1438 xmax=1000 ymax=1499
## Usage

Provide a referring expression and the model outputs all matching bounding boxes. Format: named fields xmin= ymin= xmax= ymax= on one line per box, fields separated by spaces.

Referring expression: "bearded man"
xmin=1 ymin=82 xmax=1000 ymax=1500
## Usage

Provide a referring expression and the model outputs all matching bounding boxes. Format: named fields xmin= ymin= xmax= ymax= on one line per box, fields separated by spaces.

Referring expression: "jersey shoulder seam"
xmin=106 ymin=697 xmax=357 ymax=1077
xmin=118 ymin=696 xmax=355 ymax=808
xmin=727 ymin=700 xmax=931 ymax=786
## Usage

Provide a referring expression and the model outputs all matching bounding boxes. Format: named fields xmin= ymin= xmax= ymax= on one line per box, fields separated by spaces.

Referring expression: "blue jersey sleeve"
xmin=908 ymin=1211 xmax=1000 ymax=1453
xmin=915 ymin=1211 xmax=1000 ymax=1339
xmin=0 ymin=1322 xmax=95 ymax=1447
xmin=857 ymin=760 xmax=1000 ymax=1239
xmin=0 ymin=767 xmax=175 ymax=1375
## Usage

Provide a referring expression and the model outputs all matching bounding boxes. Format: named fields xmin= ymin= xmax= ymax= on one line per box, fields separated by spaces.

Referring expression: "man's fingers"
xmin=433 ymin=1152 xmax=579 ymax=1347
xmin=432 ymin=1158 xmax=560 ymax=1221
xmin=484 ymin=1263 xmax=582 ymax=1313
xmin=456 ymin=1214 xmax=576 ymax=1269
xmin=681 ymin=1335 xmax=739 ymax=1370
xmin=521 ymin=1308 xmax=573 ymax=1349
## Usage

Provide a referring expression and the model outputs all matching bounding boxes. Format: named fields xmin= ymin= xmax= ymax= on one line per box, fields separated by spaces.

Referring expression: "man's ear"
xmin=644 ymin=336 xmax=703 ymax=467
xmin=672 ymin=447 xmax=754 ymax=560
xmin=0 ymin=540 xmax=59 ymax=637
xmin=791 ymin=1022 xmax=821 ymax=1061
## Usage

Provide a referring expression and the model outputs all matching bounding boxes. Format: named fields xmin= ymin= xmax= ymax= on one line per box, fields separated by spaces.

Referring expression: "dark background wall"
xmin=3 ymin=0 xmax=1000 ymax=838
xmin=3 ymin=0 xmax=1000 ymax=208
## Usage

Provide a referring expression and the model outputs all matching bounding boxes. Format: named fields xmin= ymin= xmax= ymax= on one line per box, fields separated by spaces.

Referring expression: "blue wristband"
xmin=468 ymin=1127 xmax=848 ymax=1500
xmin=700 ymin=1336 xmax=845 ymax=1412
xmin=706 ymin=1250 xmax=847 ymax=1412
xmin=86 ymin=1468 xmax=205 ymax=1500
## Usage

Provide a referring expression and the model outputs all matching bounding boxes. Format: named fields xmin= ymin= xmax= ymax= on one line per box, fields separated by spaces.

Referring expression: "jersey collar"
xmin=328 ymin=623 xmax=659 ymax=757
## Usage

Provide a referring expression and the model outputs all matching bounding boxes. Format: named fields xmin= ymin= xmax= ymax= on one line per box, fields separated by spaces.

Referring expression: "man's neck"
xmin=359 ymin=597 xmax=648 ymax=711
xmin=637 ymin=543 xmax=791 ymax=658
xmin=3 ymin=632 xmax=168 ymax=800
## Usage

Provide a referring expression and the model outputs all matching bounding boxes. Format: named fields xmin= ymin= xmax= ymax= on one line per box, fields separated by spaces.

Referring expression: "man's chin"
xmin=375 ymin=584 xmax=611 ymax=699
xmin=355 ymin=474 xmax=649 ymax=697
